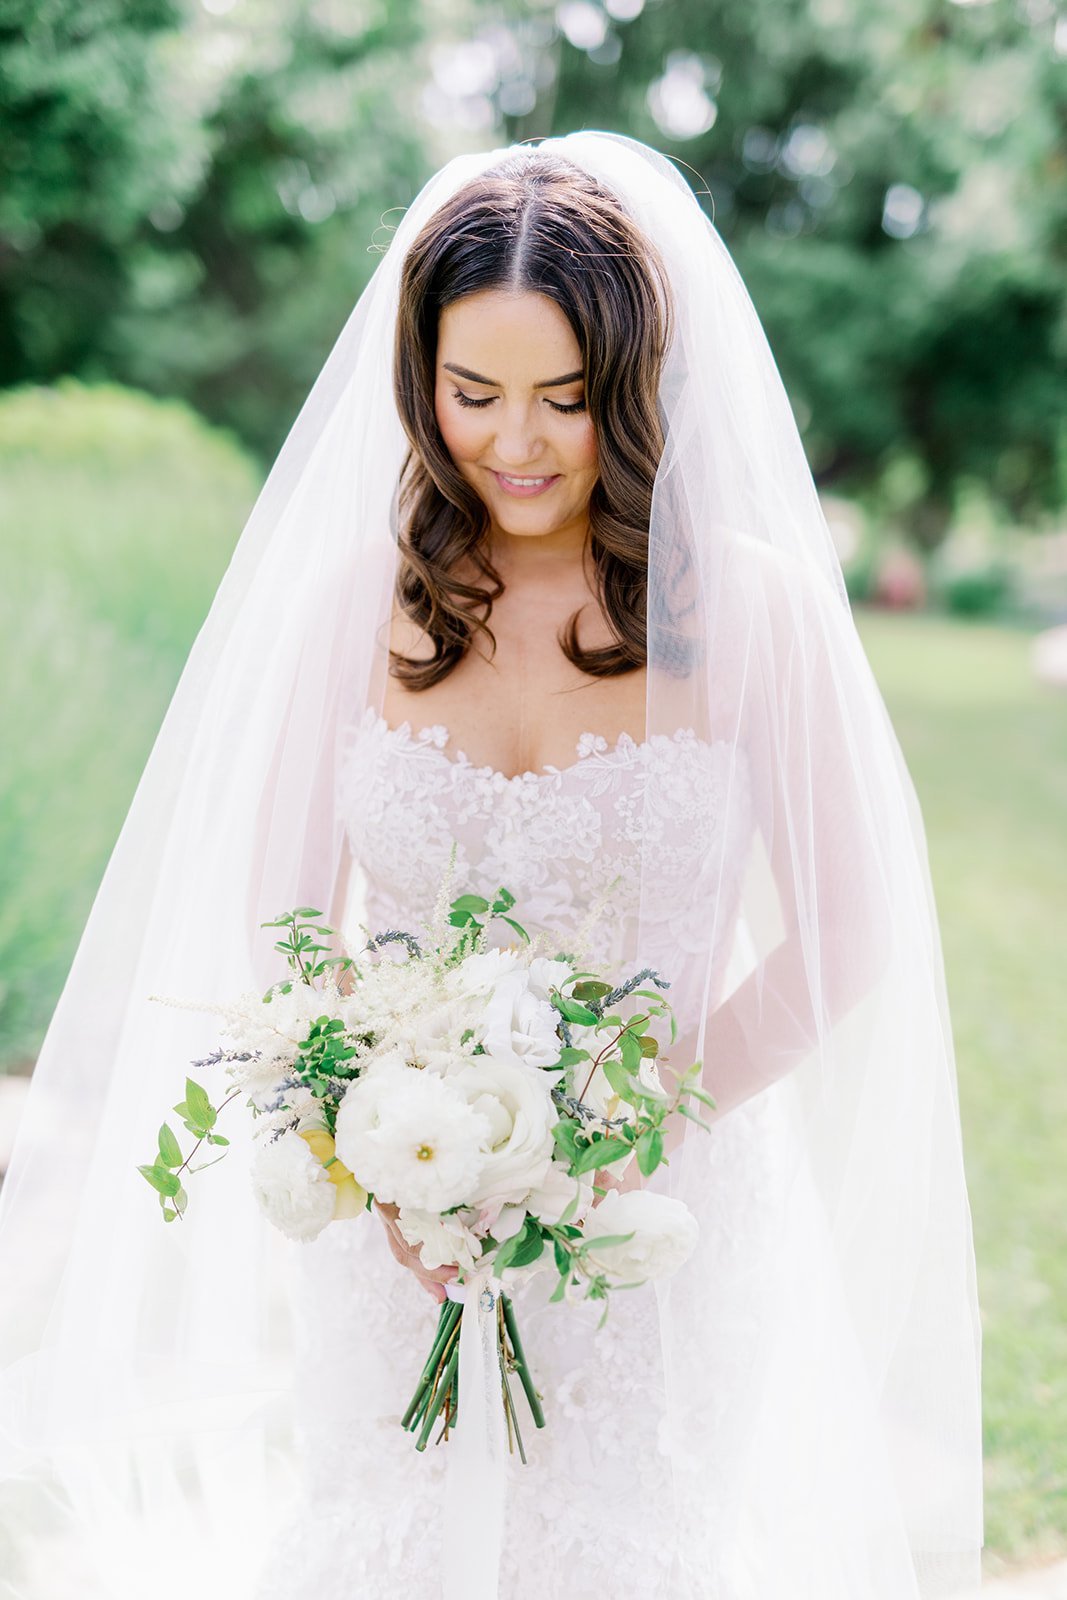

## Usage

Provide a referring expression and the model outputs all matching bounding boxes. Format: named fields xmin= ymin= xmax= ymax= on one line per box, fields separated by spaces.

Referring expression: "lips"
xmin=491 ymin=470 xmax=560 ymax=499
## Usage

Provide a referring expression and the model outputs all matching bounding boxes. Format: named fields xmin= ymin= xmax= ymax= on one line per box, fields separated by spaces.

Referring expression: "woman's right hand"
xmin=374 ymin=1199 xmax=461 ymax=1304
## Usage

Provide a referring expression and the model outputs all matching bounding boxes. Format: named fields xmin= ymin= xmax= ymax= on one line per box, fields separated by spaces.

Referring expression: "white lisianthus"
xmin=395 ymin=1207 xmax=482 ymax=1272
xmin=446 ymin=1057 xmax=558 ymax=1209
xmin=525 ymin=955 xmax=574 ymax=1003
xmin=249 ymin=1129 xmax=338 ymax=1242
xmin=448 ymin=947 xmax=524 ymax=998
xmin=524 ymin=1157 xmax=595 ymax=1226
xmin=221 ymin=983 xmax=337 ymax=1092
xmin=334 ymin=1063 xmax=490 ymax=1211
xmin=581 ymin=1189 xmax=699 ymax=1284
xmin=479 ymin=973 xmax=563 ymax=1069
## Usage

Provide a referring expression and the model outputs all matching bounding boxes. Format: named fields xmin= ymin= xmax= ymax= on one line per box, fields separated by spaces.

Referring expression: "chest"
xmin=382 ymin=597 xmax=648 ymax=782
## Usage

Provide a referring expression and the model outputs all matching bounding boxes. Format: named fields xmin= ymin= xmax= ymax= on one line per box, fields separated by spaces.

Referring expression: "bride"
xmin=0 ymin=134 xmax=982 ymax=1600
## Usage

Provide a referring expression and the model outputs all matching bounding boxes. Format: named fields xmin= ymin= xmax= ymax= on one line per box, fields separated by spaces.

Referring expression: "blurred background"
xmin=0 ymin=0 xmax=1064 ymax=1583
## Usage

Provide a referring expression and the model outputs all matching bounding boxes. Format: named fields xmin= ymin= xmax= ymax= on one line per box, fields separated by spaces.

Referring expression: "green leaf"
xmin=497 ymin=915 xmax=531 ymax=943
xmin=549 ymin=1274 xmax=568 ymax=1303
xmin=685 ymin=1083 xmax=718 ymax=1110
xmin=602 ymin=1057 xmax=633 ymax=1100
xmin=571 ymin=1135 xmax=632 ymax=1175
xmin=493 ymin=1218 xmax=544 ymax=1273
xmin=553 ymin=1046 xmax=589 ymax=1068
xmin=553 ymin=996 xmax=599 ymax=1027
xmin=157 ymin=1122 xmax=183 ymax=1168
xmin=577 ymin=1229 xmax=635 ymax=1253
xmin=163 ymin=1207 xmax=177 ymax=1222
xmin=636 ymin=1126 xmax=664 ymax=1177
xmin=551 ymin=1120 xmax=581 ymax=1161
xmin=678 ymin=1102 xmax=713 ymax=1133
xmin=184 ymin=1078 xmax=216 ymax=1130
xmin=293 ymin=906 xmax=324 ymax=917
xmin=619 ymin=1030 xmax=642 ymax=1072
xmin=571 ymin=980 xmax=612 ymax=1002
xmin=137 ymin=1163 xmax=181 ymax=1198
xmin=450 ymin=894 xmax=489 ymax=914
xmin=552 ymin=1237 xmax=571 ymax=1276
xmin=638 ymin=1034 xmax=660 ymax=1057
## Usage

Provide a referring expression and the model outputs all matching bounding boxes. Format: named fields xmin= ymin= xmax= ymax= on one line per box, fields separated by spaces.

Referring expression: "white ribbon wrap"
xmin=441 ymin=1258 xmax=509 ymax=1600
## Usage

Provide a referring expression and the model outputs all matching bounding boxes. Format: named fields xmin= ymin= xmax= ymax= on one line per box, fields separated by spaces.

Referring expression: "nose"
xmin=491 ymin=404 xmax=545 ymax=469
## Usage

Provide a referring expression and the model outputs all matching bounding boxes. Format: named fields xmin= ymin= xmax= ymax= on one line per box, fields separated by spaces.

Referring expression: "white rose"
xmin=479 ymin=973 xmax=563 ymax=1069
xmin=250 ymin=1129 xmax=338 ymax=1242
xmin=334 ymin=1063 xmax=490 ymax=1212
xmin=395 ymin=1207 xmax=482 ymax=1272
xmin=581 ymin=1189 xmax=699 ymax=1284
xmin=446 ymin=1057 xmax=558 ymax=1209
xmin=523 ymin=1157 xmax=595 ymax=1226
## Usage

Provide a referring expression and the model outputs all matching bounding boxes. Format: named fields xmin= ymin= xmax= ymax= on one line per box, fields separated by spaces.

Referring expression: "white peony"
xmin=333 ymin=1063 xmax=490 ymax=1212
xmin=446 ymin=1056 xmax=558 ymax=1209
xmin=395 ymin=1206 xmax=483 ymax=1272
xmin=249 ymin=1129 xmax=339 ymax=1242
xmin=581 ymin=1189 xmax=699 ymax=1284
xmin=478 ymin=972 xmax=563 ymax=1069
xmin=524 ymin=1157 xmax=595 ymax=1226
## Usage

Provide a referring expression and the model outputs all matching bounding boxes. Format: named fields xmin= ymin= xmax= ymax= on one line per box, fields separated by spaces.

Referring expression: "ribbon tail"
xmin=442 ymin=1271 xmax=508 ymax=1600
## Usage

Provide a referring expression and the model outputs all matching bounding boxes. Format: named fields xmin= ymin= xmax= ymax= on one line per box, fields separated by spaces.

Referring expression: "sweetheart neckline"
xmin=358 ymin=706 xmax=696 ymax=785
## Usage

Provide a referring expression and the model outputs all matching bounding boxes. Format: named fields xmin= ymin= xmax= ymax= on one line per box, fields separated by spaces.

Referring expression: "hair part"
xmin=390 ymin=147 xmax=672 ymax=690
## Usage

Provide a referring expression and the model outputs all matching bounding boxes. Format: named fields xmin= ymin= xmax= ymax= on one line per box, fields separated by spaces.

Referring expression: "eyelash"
xmin=451 ymin=389 xmax=587 ymax=415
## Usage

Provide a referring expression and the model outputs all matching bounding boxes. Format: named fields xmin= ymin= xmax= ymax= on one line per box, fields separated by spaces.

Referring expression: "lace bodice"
xmin=336 ymin=706 xmax=756 ymax=1004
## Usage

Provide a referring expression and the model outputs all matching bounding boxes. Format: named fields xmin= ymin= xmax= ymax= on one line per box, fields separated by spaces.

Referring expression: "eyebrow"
xmin=442 ymin=362 xmax=584 ymax=389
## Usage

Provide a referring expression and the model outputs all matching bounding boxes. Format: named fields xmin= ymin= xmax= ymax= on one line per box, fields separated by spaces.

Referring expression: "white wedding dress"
xmin=249 ymin=708 xmax=908 ymax=1600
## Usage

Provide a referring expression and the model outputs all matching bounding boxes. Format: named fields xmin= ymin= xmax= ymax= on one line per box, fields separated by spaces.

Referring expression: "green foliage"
xmin=489 ymin=0 xmax=1066 ymax=542
xmin=0 ymin=0 xmax=431 ymax=461
xmin=0 ymin=381 xmax=259 ymax=1066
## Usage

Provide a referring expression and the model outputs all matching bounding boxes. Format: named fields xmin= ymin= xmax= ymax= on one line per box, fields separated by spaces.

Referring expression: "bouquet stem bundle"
xmin=402 ymin=1290 xmax=545 ymax=1461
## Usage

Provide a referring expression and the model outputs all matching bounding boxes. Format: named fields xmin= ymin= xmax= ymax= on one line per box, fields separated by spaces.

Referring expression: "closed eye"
xmin=451 ymin=389 xmax=587 ymax=415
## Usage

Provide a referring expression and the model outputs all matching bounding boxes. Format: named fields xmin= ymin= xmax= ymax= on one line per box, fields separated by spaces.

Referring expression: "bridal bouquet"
xmin=141 ymin=866 xmax=716 ymax=1460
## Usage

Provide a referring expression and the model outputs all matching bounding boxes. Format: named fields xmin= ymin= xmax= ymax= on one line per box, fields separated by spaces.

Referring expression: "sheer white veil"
xmin=0 ymin=131 xmax=982 ymax=1599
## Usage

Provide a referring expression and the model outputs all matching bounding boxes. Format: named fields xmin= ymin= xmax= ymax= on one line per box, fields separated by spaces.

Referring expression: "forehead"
xmin=436 ymin=289 xmax=581 ymax=375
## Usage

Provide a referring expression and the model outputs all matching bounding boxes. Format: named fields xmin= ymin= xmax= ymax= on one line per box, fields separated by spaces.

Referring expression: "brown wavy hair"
xmin=390 ymin=147 xmax=672 ymax=689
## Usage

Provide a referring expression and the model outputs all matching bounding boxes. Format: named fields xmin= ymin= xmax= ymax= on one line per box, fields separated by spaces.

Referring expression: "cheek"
xmin=434 ymin=391 xmax=483 ymax=466
xmin=568 ymin=418 xmax=598 ymax=477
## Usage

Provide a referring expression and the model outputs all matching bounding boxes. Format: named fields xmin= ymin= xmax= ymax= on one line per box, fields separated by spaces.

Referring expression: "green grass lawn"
xmin=855 ymin=606 xmax=1067 ymax=1577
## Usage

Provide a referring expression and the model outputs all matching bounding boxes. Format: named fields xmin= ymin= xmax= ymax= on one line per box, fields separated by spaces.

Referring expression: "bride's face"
xmin=434 ymin=288 xmax=599 ymax=549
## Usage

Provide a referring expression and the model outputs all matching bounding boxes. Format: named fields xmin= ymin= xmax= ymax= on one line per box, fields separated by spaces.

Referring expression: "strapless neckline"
xmin=360 ymin=706 xmax=702 ymax=787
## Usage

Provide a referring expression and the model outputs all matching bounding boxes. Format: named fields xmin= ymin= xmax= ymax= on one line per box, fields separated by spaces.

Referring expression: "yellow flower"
xmin=298 ymin=1127 xmax=368 ymax=1220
